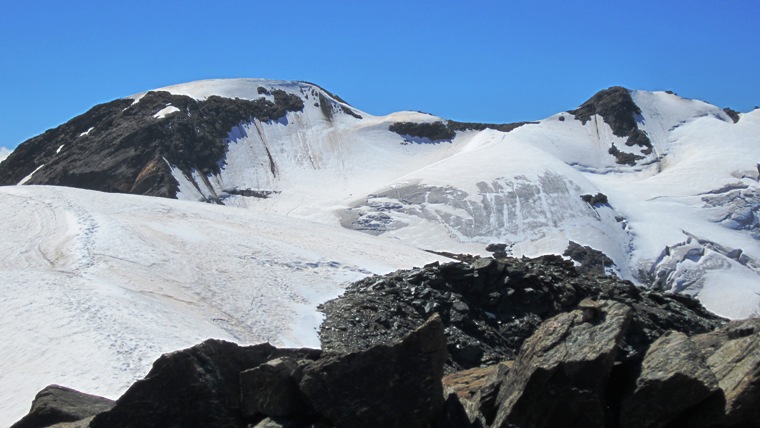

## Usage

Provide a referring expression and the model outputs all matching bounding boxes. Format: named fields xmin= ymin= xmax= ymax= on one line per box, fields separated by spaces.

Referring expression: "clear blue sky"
xmin=2 ymin=0 xmax=758 ymax=149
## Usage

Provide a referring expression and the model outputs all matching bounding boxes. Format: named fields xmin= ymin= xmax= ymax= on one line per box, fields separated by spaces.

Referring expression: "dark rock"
xmin=723 ymin=107 xmax=740 ymax=123
xmin=569 ymin=86 xmax=653 ymax=153
xmin=492 ymin=300 xmax=632 ymax=428
xmin=240 ymin=357 xmax=311 ymax=419
xmin=389 ymin=120 xmax=532 ymax=143
xmin=563 ymin=240 xmax=616 ymax=276
xmin=620 ymin=331 xmax=718 ymax=428
xmin=297 ymin=314 xmax=447 ymax=428
xmin=0 ymin=89 xmax=304 ymax=199
xmin=580 ymin=192 xmax=609 ymax=206
xmin=89 ymin=339 xmax=320 ymax=428
xmin=442 ymin=362 xmax=512 ymax=427
xmin=11 ymin=385 xmax=114 ymax=428
xmin=319 ymin=256 xmax=724 ymax=372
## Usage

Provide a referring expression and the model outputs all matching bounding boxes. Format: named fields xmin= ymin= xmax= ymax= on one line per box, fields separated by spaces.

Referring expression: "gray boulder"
xmin=687 ymin=319 xmax=760 ymax=427
xmin=620 ymin=331 xmax=718 ymax=428
xmin=11 ymin=385 xmax=114 ymax=428
xmin=492 ymin=300 xmax=632 ymax=428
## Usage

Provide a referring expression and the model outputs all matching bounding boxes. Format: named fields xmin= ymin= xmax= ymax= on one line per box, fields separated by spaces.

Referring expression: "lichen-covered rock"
xmin=11 ymin=385 xmax=114 ymax=428
xmin=620 ymin=331 xmax=718 ymax=428
xmin=687 ymin=318 xmax=760 ymax=427
xmin=492 ymin=300 xmax=632 ymax=428
xmin=297 ymin=314 xmax=447 ymax=428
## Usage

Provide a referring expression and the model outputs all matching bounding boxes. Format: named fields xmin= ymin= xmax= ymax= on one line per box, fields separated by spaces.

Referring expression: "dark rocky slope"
xmin=319 ymin=255 xmax=724 ymax=372
xmin=568 ymin=86 xmax=653 ymax=165
xmin=0 ymin=89 xmax=304 ymax=198
xmin=14 ymin=256 xmax=760 ymax=428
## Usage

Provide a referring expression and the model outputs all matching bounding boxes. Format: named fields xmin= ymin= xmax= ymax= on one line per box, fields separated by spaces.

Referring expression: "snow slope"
xmin=0 ymin=185 xmax=443 ymax=426
xmin=130 ymin=80 xmax=760 ymax=319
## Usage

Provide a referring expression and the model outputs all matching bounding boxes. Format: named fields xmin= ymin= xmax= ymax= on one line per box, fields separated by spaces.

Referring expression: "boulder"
xmin=11 ymin=385 xmax=114 ymax=428
xmin=620 ymin=331 xmax=718 ymax=428
xmin=492 ymin=300 xmax=632 ymax=428
xmin=89 ymin=340 xmax=320 ymax=428
xmin=297 ymin=314 xmax=447 ymax=428
xmin=687 ymin=319 xmax=760 ymax=427
xmin=442 ymin=362 xmax=512 ymax=427
xmin=240 ymin=357 xmax=311 ymax=419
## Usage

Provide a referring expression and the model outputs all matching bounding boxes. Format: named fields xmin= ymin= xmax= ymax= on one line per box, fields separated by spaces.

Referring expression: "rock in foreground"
xmin=14 ymin=258 xmax=760 ymax=428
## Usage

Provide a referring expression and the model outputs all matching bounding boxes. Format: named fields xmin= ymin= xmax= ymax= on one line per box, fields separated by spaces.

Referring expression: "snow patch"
xmin=0 ymin=146 xmax=11 ymax=163
xmin=153 ymin=105 xmax=181 ymax=119
xmin=18 ymin=164 xmax=44 ymax=185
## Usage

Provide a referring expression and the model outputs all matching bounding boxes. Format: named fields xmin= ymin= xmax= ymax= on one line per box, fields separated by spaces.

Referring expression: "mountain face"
xmin=2 ymin=79 xmax=760 ymax=320
xmin=3 ymin=79 xmax=758 ymax=320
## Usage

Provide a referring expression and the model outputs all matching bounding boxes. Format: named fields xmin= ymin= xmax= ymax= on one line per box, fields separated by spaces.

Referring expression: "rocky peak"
xmin=0 ymin=80 xmax=359 ymax=199
xmin=569 ymin=86 xmax=653 ymax=164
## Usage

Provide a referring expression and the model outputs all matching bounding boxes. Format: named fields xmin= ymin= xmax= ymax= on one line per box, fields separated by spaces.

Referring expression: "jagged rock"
xmin=442 ymin=362 xmax=512 ymax=427
xmin=492 ymin=300 xmax=632 ymax=428
xmin=240 ymin=357 xmax=311 ymax=419
xmin=89 ymin=340 xmax=320 ymax=428
xmin=564 ymin=241 xmax=616 ymax=276
xmin=685 ymin=319 xmax=760 ymax=427
xmin=297 ymin=314 xmax=447 ymax=428
xmin=620 ymin=331 xmax=718 ymax=428
xmin=11 ymin=385 xmax=114 ymax=428
xmin=319 ymin=255 xmax=724 ymax=372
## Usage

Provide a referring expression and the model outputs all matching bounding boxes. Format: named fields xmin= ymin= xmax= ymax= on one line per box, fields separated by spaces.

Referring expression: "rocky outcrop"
xmin=569 ymin=86 xmax=652 ymax=150
xmin=620 ymin=331 xmax=719 ymax=428
xmin=685 ymin=319 xmax=760 ymax=427
xmin=16 ymin=316 xmax=446 ymax=428
xmin=89 ymin=340 xmax=321 ymax=428
xmin=492 ymin=300 xmax=631 ymax=428
xmin=0 ymin=89 xmax=304 ymax=198
xmin=319 ymin=255 xmax=724 ymax=372
xmin=10 ymin=385 xmax=114 ymax=428
xmin=13 ymin=258 xmax=759 ymax=428
xmin=297 ymin=314 xmax=447 ymax=428
xmin=13 ymin=306 xmax=760 ymax=428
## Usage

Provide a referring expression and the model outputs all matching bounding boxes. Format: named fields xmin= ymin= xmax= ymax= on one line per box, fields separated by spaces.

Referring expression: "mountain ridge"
xmin=2 ymin=78 xmax=759 ymax=322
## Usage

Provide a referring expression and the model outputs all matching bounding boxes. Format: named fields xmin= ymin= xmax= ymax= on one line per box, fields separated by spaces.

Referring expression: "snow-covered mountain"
xmin=3 ymin=79 xmax=757 ymax=317
xmin=1 ymin=78 xmax=759 ymax=425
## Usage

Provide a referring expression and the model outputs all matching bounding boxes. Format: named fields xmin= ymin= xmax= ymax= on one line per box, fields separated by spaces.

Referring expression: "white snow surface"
xmin=0 ymin=146 xmax=11 ymax=163
xmin=147 ymin=81 xmax=760 ymax=320
xmin=0 ymin=185 xmax=444 ymax=426
xmin=153 ymin=105 xmax=180 ymax=119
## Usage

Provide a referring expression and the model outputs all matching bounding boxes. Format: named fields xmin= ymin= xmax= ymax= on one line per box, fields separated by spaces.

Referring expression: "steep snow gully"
xmin=1 ymin=79 xmax=759 ymax=425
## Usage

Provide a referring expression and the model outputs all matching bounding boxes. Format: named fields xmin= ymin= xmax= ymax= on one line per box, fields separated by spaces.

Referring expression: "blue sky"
xmin=1 ymin=0 xmax=758 ymax=149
